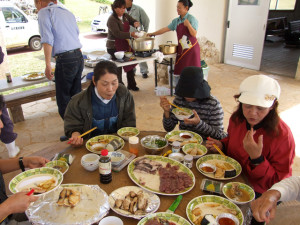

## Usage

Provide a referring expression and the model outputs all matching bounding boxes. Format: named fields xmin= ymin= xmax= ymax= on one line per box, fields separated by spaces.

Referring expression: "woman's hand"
xmin=184 ymin=110 xmax=200 ymax=125
xmin=3 ymin=192 xmax=38 ymax=214
xmin=206 ymin=137 xmax=223 ymax=153
xmin=160 ymin=96 xmax=171 ymax=118
xmin=183 ymin=18 xmax=191 ymax=27
xmin=133 ymin=22 xmax=140 ymax=28
xmin=243 ymin=128 xmax=263 ymax=159
xmin=69 ymin=132 xmax=84 ymax=147
xmin=23 ymin=157 xmax=49 ymax=169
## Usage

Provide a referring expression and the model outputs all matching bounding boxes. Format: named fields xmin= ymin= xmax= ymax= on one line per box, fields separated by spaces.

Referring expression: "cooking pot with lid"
xmin=159 ymin=41 xmax=177 ymax=55
xmin=129 ymin=37 xmax=155 ymax=52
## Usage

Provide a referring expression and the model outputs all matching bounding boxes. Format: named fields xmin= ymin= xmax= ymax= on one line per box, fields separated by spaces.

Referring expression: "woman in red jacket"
xmin=206 ymin=75 xmax=295 ymax=197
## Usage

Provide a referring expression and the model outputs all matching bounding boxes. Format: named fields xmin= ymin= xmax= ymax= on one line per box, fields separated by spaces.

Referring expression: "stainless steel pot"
xmin=159 ymin=41 xmax=177 ymax=55
xmin=130 ymin=37 xmax=155 ymax=52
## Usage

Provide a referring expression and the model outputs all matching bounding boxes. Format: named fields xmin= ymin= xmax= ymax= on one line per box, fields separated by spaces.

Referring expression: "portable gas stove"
xmin=134 ymin=49 xmax=157 ymax=58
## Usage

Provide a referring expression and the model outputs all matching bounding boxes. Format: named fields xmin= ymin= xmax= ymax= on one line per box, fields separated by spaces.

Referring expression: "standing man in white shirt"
xmin=251 ymin=176 xmax=300 ymax=223
xmin=125 ymin=0 xmax=150 ymax=78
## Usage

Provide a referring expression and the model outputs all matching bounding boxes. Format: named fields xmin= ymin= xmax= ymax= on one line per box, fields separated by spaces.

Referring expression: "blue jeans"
xmin=55 ymin=49 xmax=84 ymax=119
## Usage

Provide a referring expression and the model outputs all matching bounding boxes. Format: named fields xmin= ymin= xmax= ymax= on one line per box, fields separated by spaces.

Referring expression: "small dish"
xmin=45 ymin=160 xmax=69 ymax=175
xmin=168 ymin=152 xmax=184 ymax=162
xmin=216 ymin=213 xmax=239 ymax=225
xmin=99 ymin=216 xmax=123 ymax=225
xmin=199 ymin=163 xmax=216 ymax=174
xmin=117 ymin=127 xmax=139 ymax=141
xmin=124 ymin=52 xmax=133 ymax=58
xmin=182 ymin=143 xmax=207 ymax=159
xmin=81 ymin=153 xmax=100 ymax=172
xmin=108 ymin=151 xmax=125 ymax=166
xmin=179 ymin=132 xmax=193 ymax=140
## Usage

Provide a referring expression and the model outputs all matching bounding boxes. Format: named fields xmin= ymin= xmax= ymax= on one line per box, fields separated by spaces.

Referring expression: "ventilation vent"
xmin=232 ymin=43 xmax=254 ymax=59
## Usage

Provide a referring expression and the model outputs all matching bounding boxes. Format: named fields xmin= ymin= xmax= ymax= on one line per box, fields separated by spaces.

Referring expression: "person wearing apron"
xmin=148 ymin=0 xmax=200 ymax=86
xmin=106 ymin=0 xmax=140 ymax=91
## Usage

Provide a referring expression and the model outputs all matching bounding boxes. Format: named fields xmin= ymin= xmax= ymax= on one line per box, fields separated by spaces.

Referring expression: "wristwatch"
xmin=249 ymin=155 xmax=264 ymax=166
xmin=19 ymin=157 xmax=25 ymax=172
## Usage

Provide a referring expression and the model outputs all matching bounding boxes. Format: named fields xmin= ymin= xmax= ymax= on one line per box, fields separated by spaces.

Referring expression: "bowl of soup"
xmin=117 ymin=127 xmax=139 ymax=141
xmin=45 ymin=160 xmax=69 ymax=175
xmin=222 ymin=182 xmax=255 ymax=204
xmin=172 ymin=107 xmax=193 ymax=120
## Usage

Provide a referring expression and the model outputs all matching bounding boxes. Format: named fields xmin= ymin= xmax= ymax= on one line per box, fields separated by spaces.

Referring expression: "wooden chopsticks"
xmin=212 ymin=143 xmax=226 ymax=156
xmin=67 ymin=127 xmax=97 ymax=144
xmin=168 ymin=101 xmax=185 ymax=111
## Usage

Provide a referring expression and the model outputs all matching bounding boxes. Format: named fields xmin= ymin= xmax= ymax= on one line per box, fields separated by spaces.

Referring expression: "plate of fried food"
xmin=186 ymin=195 xmax=243 ymax=225
xmin=109 ymin=186 xmax=160 ymax=219
xmin=128 ymin=156 xmax=195 ymax=196
xmin=85 ymin=135 xmax=125 ymax=154
xmin=165 ymin=130 xmax=203 ymax=147
xmin=182 ymin=143 xmax=208 ymax=159
xmin=22 ymin=72 xmax=46 ymax=80
xmin=196 ymin=154 xmax=242 ymax=180
xmin=9 ymin=167 xmax=63 ymax=196
xmin=138 ymin=212 xmax=191 ymax=225
xmin=26 ymin=184 xmax=109 ymax=225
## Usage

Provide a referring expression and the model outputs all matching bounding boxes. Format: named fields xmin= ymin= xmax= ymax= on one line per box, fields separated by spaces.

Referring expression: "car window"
xmin=2 ymin=7 xmax=27 ymax=23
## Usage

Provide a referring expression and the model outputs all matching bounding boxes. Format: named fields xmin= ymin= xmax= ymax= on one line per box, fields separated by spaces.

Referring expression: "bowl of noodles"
xmin=172 ymin=107 xmax=193 ymax=120
xmin=117 ymin=127 xmax=140 ymax=141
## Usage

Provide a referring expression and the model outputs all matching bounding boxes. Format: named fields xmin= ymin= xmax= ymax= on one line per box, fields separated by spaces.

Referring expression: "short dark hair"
xmin=0 ymin=95 xmax=5 ymax=111
xmin=178 ymin=0 xmax=193 ymax=9
xmin=111 ymin=0 xmax=126 ymax=18
xmin=92 ymin=61 xmax=119 ymax=87
xmin=231 ymin=94 xmax=280 ymax=135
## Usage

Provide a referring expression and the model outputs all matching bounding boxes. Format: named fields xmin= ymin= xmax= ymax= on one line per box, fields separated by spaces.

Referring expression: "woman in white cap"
xmin=206 ymin=75 xmax=295 ymax=197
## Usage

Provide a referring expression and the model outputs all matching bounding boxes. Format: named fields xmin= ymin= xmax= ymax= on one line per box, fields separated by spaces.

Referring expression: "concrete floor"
xmin=1 ymin=62 xmax=300 ymax=224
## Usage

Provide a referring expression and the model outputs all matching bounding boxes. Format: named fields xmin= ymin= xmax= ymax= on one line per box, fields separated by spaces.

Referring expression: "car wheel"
xmin=29 ymin=37 xmax=42 ymax=51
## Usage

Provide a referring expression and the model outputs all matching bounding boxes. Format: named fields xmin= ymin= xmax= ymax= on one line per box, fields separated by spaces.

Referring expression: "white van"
xmin=0 ymin=2 xmax=41 ymax=50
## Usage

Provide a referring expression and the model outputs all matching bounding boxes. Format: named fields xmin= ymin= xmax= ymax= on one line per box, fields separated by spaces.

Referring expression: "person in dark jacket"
xmin=64 ymin=61 xmax=136 ymax=147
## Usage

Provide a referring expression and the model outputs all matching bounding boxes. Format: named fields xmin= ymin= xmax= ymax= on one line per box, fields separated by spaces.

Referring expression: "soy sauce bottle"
xmin=99 ymin=149 xmax=112 ymax=184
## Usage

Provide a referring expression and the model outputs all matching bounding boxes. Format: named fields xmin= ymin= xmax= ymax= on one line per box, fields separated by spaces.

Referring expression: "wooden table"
xmin=4 ymin=131 xmax=251 ymax=224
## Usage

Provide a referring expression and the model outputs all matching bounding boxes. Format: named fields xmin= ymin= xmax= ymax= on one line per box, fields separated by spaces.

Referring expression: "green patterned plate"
xmin=196 ymin=154 xmax=242 ymax=180
xmin=9 ymin=167 xmax=63 ymax=196
xmin=222 ymin=182 xmax=255 ymax=204
xmin=45 ymin=160 xmax=69 ymax=175
xmin=172 ymin=107 xmax=193 ymax=120
xmin=85 ymin=135 xmax=125 ymax=154
xmin=186 ymin=195 xmax=244 ymax=225
xmin=165 ymin=130 xmax=203 ymax=146
xmin=138 ymin=212 xmax=191 ymax=225
xmin=117 ymin=127 xmax=140 ymax=141
xmin=182 ymin=143 xmax=208 ymax=159
xmin=127 ymin=155 xmax=195 ymax=196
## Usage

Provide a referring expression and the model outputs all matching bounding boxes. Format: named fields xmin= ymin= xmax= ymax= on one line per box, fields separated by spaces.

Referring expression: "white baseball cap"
xmin=238 ymin=75 xmax=281 ymax=108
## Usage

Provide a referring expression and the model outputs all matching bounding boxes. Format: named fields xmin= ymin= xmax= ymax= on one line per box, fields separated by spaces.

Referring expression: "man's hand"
xmin=184 ymin=110 xmax=200 ymax=125
xmin=45 ymin=65 xmax=54 ymax=80
xmin=251 ymin=190 xmax=281 ymax=223
xmin=2 ymin=192 xmax=38 ymax=214
xmin=23 ymin=156 xmax=49 ymax=169
xmin=243 ymin=128 xmax=263 ymax=159
xmin=68 ymin=132 xmax=84 ymax=147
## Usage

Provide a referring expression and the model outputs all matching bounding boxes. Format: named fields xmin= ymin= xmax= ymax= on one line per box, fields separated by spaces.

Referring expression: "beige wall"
xmin=133 ymin=0 xmax=228 ymax=62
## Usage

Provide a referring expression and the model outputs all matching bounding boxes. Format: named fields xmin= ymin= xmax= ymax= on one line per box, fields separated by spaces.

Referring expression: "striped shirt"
xmin=163 ymin=96 xmax=227 ymax=140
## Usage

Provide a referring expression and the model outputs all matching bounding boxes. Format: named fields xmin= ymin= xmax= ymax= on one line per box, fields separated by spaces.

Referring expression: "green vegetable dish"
xmin=155 ymin=139 xmax=167 ymax=148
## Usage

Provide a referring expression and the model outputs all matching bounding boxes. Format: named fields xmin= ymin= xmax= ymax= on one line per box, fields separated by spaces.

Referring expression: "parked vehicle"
xmin=91 ymin=6 xmax=111 ymax=34
xmin=0 ymin=2 xmax=41 ymax=50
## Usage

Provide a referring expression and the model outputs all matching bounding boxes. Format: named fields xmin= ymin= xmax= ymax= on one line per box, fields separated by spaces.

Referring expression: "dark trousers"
xmin=107 ymin=48 xmax=137 ymax=88
xmin=0 ymin=106 xmax=17 ymax=144
xmin=55 ymin=49 xmax=84 ymax=119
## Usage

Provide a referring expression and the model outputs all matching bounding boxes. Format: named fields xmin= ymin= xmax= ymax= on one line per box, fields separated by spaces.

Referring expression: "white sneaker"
xmin=8 ymin=146 xmax=20 ymax=158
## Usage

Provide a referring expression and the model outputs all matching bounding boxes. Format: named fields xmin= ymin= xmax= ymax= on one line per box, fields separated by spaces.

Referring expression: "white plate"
xmin=26 ymin=184 xmax=110 ymax=225
xmin=127 ymin=155 xmax=195 ymax=196
xmin=108 ymin=186 xmax=160 ymax=219
xmin=22 ymin=72 xmax=45 ymax=80
xmin=85 ymin=135 xmax=125 ymax=154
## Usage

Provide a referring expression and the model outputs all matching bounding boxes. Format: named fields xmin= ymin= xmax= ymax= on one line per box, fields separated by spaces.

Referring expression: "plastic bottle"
xmin=129 ymin=136 xmax=139 ymax=156
xmin=99 ymin=149 xmax=112 ymax=184
xmin=172 ymin=141 xmax=181 ymax=153
xmin=6 ymin=72 xmax=12 ymax=83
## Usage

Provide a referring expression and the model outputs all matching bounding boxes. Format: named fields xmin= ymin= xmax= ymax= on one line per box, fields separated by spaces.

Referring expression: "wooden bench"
xmin=4 ymin=79 xmax=90 ymax=123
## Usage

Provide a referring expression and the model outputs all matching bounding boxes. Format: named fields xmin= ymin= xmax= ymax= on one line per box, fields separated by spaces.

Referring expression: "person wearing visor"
xmin=64 ymin=61 xmax=136 ymax=147
xmin=206 ymin=75 xmax=295 ymax=206
xmin=160 ymin=67 xmax=227 ymax=140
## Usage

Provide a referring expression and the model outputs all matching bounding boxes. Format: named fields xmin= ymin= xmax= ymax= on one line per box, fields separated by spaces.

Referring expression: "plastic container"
xmin=172 ymin=141 xmax=181 ymax=153
xmin=5 ymin=72 xmax=12 ymax=83
xmin=202 ymin=66 xmax=209 ymax=81
xmin=99 ymin=149 xmax=112 ymax=184
xmin=183 ymin=154 xmax=193 ymax=168
xmin=129 ymin=136 xmax=139 ymax=156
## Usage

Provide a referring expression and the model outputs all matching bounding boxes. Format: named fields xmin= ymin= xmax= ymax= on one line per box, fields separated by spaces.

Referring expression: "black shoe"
xmin=60 ymin=136 xmax=68 ymax=142
xmin=128 ymin=86 xmax=139 ymax=91
xmin=142 ymin=73 xmax=148 ymax=79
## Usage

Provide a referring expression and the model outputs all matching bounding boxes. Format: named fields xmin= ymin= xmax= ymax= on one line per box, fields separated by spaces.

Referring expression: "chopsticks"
xmin=212 ymin=144 xmax=226 ymax=156
xmin=67 ymin=127 xmax=97 ymax=144
xmin=168 ymin=101 xmax=185 ymax=111
xmin=26 ymin=189 xmax=35 ymax=196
